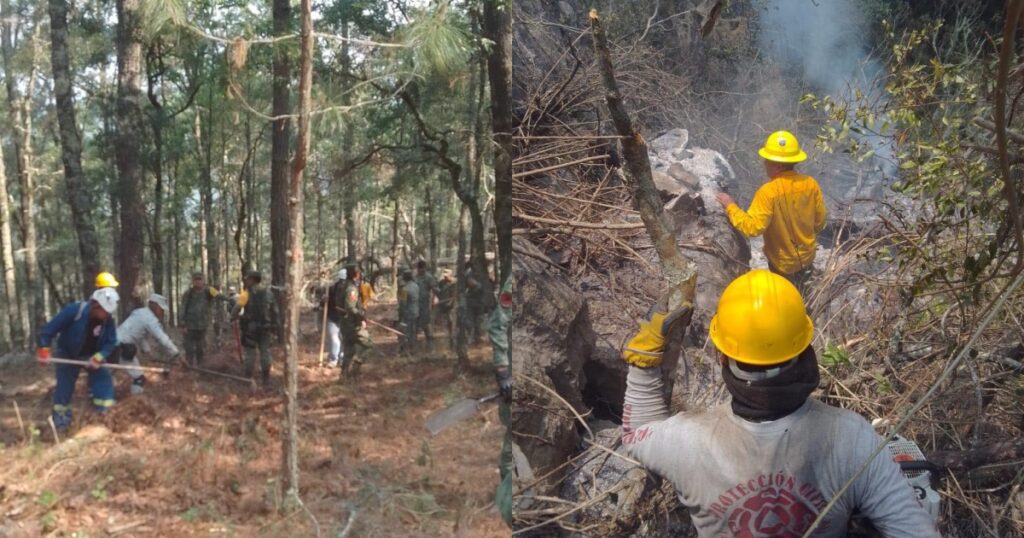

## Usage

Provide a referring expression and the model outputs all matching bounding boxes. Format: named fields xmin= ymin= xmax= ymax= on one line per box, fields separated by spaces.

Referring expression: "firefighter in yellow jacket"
xmin=716 ymin=130 xmax=826 ymax=290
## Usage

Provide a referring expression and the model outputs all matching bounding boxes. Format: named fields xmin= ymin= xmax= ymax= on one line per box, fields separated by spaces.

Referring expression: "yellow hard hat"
xmin=708 ymin=269 xmax=813 ymax=366
xmin=758 ymin=130 xmax=807 ymax=163
xmin=95 ymin=272 xmax=119 ymax=288
xmin=238 ymin=289 xmax=249 ymax=307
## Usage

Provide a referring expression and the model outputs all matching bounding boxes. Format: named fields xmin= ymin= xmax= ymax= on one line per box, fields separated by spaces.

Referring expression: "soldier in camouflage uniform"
xmin=489 ymin=276 xmax=513 ymax=526
xmin=238 ymin=270 xmax=281 ymax=387
xmin=179 ymin=272 xmax=228 ymax=366
xmin=464 ymin=262 xmax=485 ymax=342
xmin=338 ymin=265 xmax=371 ymax=380
xmin=414 ymin=260 xmax=437 ymax=348
xmin=435 ymin=270 xmax=456 ymax=346
xmin=397 ymin=270 xmax=420 ymax=354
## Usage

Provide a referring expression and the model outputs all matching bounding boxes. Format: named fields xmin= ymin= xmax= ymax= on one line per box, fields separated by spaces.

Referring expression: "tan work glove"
xmin=623 ymin=297 xmax=693 ymax=369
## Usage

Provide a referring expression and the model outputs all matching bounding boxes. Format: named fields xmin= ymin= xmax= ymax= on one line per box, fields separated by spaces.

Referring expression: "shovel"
xmin=424 ymin=392 xmax=500 ymax=435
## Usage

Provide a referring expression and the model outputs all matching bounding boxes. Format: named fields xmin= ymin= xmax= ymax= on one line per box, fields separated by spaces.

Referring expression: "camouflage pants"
xmin=400 ymin=315 xmax=418 ymax=353
xmin=242 ymin=332 xmax=272 ymax=383
xmin=183 ymin=328 xmax=206 ymax=365
xmin=417 ymin=304 xmax=433 ymax=342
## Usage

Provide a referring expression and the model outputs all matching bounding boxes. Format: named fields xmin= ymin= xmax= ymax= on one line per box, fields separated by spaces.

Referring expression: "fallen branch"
xmin=512 ymin=154 xmax=609 ymax=179
xmin=514 ymin=213 xmax=645 ymax=230
xmin=929 ymin=439 xmax=1024 ymax=472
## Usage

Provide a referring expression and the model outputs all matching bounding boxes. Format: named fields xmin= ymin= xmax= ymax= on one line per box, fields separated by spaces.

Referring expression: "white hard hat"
xmin=148 ymin=293 xmax=169 ymax=311
xmin=91 ymin=287 xmax=120 ymax=314
xmin=335 ymin=268 xmax=347 ymax=281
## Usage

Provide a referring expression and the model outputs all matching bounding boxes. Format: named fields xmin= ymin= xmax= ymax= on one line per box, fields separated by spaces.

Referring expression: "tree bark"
xmin=115 ymin=0 xmax=146 ymax=313
xmin=0 ymin=136 xmax=13 ymax=347
xmin=426 ymin=187 xmax=438 ymax=271
xmin=202 ymin=83 xmax=218 ymax=285
xmin=0 ymin=0 xmax=29 ymax=343
xmin=390 ymin=199 xmax=400 ymax=291
xmin=483 ymin=0 xmax=513 ymax=287
xmin=454 ymin=204 xmax=469 ymax=366
xmin=4 ymin=3 xmax=43 ymax=342
xmin=270 ymin=0 xmax=292 ymax=291
xmin=48 ymin=0 xmax=100 ymax=297
xmin=281 ymin=0 xmax=313 ymax=509
xmin=590 ymin=10 xmax=697 ymax=401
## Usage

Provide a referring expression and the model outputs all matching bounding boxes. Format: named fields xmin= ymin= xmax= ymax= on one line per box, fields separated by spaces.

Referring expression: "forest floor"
xmin=0 ymin=301 xmax=507 ymax=537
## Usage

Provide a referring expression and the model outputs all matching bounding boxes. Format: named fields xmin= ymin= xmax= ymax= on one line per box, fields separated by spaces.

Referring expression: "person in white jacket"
xmin=112 ymin=293 xmax=180 ymax=394
xmin=620 ymin=270 xmax=940 ymax=537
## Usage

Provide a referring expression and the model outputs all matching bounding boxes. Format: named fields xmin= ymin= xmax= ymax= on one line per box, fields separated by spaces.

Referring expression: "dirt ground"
xmin=0 ymin=302 xmax=507 ymax=537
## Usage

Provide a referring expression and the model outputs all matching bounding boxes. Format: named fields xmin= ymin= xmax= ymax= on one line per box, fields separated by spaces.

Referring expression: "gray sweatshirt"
xmin=622 ymin=365 xmax=941 ymax=537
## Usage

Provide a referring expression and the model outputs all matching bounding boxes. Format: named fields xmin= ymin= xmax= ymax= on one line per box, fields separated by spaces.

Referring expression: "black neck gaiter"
xmin=722 ymin=346 xmax=820 ymax=422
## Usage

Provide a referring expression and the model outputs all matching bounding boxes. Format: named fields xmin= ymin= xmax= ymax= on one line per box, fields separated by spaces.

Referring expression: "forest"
xmin=0 ymin=0 xmax=513 ymax=535
xmin=512 ymin=0 xmax=1024 ymax=536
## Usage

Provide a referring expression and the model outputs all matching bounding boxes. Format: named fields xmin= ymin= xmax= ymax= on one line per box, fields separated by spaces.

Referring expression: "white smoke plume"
xmin=757 ymin=0 xmax=896 ymax=184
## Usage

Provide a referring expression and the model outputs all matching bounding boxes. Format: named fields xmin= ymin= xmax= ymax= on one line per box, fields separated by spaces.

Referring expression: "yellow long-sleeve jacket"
xmin=725 ymin=170 xmax=827 ymax=275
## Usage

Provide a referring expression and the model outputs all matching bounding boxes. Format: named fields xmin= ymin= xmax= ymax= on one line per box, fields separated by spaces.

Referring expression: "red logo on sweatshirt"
xmin=710 ymin=472 xmax=829 ymax=537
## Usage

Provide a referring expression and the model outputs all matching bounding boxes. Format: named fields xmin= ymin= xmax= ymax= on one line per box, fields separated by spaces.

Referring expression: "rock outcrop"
xmin=512 ymin=237 xmax=596 ymax=504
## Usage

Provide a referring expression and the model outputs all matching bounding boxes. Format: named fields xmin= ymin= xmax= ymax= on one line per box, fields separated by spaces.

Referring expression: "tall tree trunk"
xmin=4 ymin=4 xmax=43 ymax=341
xmin=147 ymin=45 xmax=166 ymax=295
xmin=454 ymin=204 xmax=469 ymax=366
xmin=390 ymin=199 xmax=400 ymax=292
xmin=48 ymin=0 xmax=100 ymax=296
xmin=0 ymin=139 xmax=13 ymax=347
xmin=0 ymin=0 xmax=29 ymax=341
xmin=484 ymin=0 xmax=512 ymax=285
xmin=281 ymin=0 xmax=313 ymax=508
xmin=464 ymin=43 xmax=494 ymax=315
xmin=270 ymin=0 xmax=292 ymax=291
xmin=426 ymin=186 xmax=438 ymax=271
xmin=116 ymin=0 xmax=146 ymax=313
xmin=344 ymin=193 xmax=357 ymax=263
xmin=203 ymin=83 xmax=218 ymax=285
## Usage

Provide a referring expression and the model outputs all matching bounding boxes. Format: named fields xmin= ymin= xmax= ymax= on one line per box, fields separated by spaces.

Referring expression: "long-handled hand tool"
xmin=48 ymin=357 xmax=170 ymax=374
xmin=365 ymin=317 xmax=405 ymax=337
xmin=177 ymin=357 xmax=257 ymax=390
xmin=318 ymin=304 xmax=330 ymax=367
xmin=424 ymin=392 xmax=500 ymax=435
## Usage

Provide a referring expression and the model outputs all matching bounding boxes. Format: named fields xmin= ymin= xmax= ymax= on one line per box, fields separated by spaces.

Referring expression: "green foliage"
xmin=403 ymin=1 xmax=474 ymax=77
xmin=180 ymin=506 xmax=200 ymax=522
xmin=37 ymin=490 xmax=59 ymax=531
xmin=820 ymin=343 xmax=850 ymax=369
xmin=804 ymin=11 xmax=1016 ymax=290
xmin=90 ymin=475 xmax=113 ymax=501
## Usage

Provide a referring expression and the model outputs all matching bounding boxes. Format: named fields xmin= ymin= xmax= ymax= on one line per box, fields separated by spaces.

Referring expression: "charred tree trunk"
xmin=281 ymin=0 xmax=313 ymax=508
xmin=270 ymin=0 xmax=292 ymax=293
xmin=590 ymin=9 xmax=697 ymax=403
xmin=48 ymin=0 xmax=100 ymax=296
xmin=115 ymin=0 xmax=146 ymax=313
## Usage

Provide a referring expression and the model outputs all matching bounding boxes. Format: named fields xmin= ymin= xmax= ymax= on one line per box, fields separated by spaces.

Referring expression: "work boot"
xmin=349 ymin=360 xmax=362 ymax=381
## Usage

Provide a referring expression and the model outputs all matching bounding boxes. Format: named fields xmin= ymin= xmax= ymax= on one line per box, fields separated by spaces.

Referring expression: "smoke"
xmin=757 ymin=0 xmax=896 ymax=185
